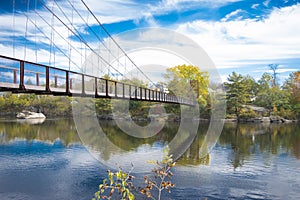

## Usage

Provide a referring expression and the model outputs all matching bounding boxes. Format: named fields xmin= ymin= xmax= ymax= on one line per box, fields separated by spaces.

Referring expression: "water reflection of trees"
xmin=0 ymin=119 xmax=80 ymax=146
xmin=78 ymin=119 xmax=180 ymax=161
xmin=1 ymin=119 xmax=299 ymax=167
xmin=176 ymin=123 xmax=210 ymax=166
xmin=218 ymin=123 xmax=300 ymax=168
xmin=99 ymin=120 xmax=178 ymax=151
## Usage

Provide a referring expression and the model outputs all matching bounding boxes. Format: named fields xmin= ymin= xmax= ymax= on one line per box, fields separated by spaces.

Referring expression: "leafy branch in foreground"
xmin=93 ymin=146 xmax=176 ymax=200
xmin=93 ymin=164 xmax=135 ymax=200
xmin=140 ymin=146 xmax=176 ymax=200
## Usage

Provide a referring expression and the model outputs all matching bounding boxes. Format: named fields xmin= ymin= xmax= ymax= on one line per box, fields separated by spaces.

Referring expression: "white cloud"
xmin=1 ymin=0 xmax=299 ymax=82
xmin=251 ymin=4 xmax=259 ymax=9
xmin=0 ymin=71 xmax=14 ymax=79
xmin=161 ymin=0 xmax=242 ymax=8
xmin=81 ymin=0 xmax=151 ymax=24
xmin=221 ymin=9 xmax=244 ymax=22
xmin=263 ymin=0 xmax=271 ymax=7
xmin=176 ymin=4 xmax=300 ymax=69
xmin=80 ymin=0 xmax=242 ymax=26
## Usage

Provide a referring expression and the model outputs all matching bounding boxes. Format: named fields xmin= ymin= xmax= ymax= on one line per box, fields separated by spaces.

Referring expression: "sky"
xmin=0 ymin=0 xmax=300 ymax=84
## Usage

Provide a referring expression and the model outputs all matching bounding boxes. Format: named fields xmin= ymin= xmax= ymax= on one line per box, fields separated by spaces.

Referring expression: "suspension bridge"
xmin=0 ymin=0 xmax=196 ymax=106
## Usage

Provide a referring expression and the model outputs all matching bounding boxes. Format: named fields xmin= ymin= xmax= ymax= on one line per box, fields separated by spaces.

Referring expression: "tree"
xmin=255 ymin=71 xmax=291 ymax=116
xmin=243 ymin=75 xmax=259 ymax=100
xmin=283 ymin=71 xmax=300 ymax=118
xmin=268 ymin=64 xmax=279 ymax=87
xmin=164 ymin=64 xmax=209 ymax=106
xmin=255 ymin=73 xmax=273 ymax=112
xmin=0 ymin=95 xmax=5 ymax=110
xmin=225 ymin=72 xmax=255 ymax=119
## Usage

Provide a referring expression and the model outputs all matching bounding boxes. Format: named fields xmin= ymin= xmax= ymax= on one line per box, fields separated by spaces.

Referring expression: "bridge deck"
xmin=0 ymin=55 xmax=195 ymax=106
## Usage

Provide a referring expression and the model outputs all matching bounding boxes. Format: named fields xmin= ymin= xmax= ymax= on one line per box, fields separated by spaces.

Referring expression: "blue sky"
xmin=0 ymin=0 xmax=300 ymax=84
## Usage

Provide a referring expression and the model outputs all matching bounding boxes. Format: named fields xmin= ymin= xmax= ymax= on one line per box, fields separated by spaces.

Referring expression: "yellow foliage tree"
xmin=164 ymin=64 xmax=209 ymax=106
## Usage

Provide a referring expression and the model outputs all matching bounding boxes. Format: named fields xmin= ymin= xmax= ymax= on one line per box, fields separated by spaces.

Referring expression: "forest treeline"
xmin=225 ymin=70 xmax=300 ymax=120
xmin=0 ymin=65 xmax=299 ymax=120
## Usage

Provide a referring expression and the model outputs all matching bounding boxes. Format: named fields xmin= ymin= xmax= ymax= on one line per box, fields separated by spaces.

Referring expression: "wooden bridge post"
xmin=13 ymin=69 xmax=17 ymax=84
xmin=36 ymin=73 xmax=40 ymax=86
xmin=129 ymin=85 xmax=131 ymax=98
xmin=105 ymin=79 xmax=108 ymax=97
xmin=66 ymin=71 xmax=70 ymax=94
xmin=19 ymin=61 xmax=25 ymax=90
xmin=94 ymin=77 xmax=98 ymax=97
xmin=153 ymin=90 xmax=155 ymax=100
xmin=54 ymin=76 xmax=58 ymax=88
xmin=122 ymin=83 xmax=125 ymax=98
xmin=70 ymin=78 xmax=73 ymax=90
xmin=82 ymin=74 xmax=85 ymax=95
xmin=115 ymin=81 xmax=117 ymax=97
xmin=46 ymin=67 xmax=50 ymax=92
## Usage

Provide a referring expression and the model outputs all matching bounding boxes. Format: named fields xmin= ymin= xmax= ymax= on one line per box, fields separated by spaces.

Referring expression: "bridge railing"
xmin=0 ymin=55 xmax=195 ymax=106
xmin=0 ymin=58 xmax=20 ymax=89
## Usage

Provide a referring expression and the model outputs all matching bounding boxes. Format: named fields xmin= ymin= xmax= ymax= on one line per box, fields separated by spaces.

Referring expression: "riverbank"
xmin=225 ymin=116 xmax=298 ymax=123
xmin=0 ymin=110 xmax=298 ymax=124
xmin=98 ymin=114 xmax=298 ymax=123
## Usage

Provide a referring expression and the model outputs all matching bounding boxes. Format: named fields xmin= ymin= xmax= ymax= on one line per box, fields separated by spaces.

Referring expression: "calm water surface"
xmin=0 ymin=118 xmax=299 ymax=200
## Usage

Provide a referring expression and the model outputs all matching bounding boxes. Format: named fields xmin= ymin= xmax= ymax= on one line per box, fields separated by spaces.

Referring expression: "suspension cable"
xmin=24 ymin=11 xmax=82 ymax=70
xmin=49 ymin=1 xmax=55 ymax=66
xmin=51 ymin=2 xmax=56 ymax=68
xmin=38 ymin=0 xmax=125 ymax=77
xmin=80 ymin=0 xmax=157 ymax=87
xmin=34 ymin=0 xmax=37 ymax=63
xmin=12 ymin=0 xmax=16 ymax=58
xmin=68 ymin=0 xmax=74 ymax=71
xmin=22 ymin=0 xmax=154 ymax=87
xmin=59 ymin=0 xmax=125 ymax=74
xmin=24 ymin=0 xmax=30 ymax=60
xmin=35 ymin=3 xmax=95 ymax=72
xmin=33 ymin=9 xmax=89 ymax=70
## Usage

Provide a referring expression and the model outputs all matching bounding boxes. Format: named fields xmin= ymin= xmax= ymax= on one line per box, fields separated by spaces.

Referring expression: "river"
xmin=0 ymin=118 xmax=299 ymax=200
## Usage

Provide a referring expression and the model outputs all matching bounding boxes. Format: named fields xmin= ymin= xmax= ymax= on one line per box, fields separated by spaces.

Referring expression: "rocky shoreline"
xmin=97 ymin=114 xmax=298 ymax=123
xmin=225 ymin=116 xmax=298 ymax=123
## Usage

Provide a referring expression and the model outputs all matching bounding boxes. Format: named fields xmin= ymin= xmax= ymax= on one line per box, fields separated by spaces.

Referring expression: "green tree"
xmin=0 ymin=95 xmax=5 ymax=110
xmin=225 ymin=72 xmax=255 ymax=119
xmin=255 ymin=73 xmax=273 ymax=112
